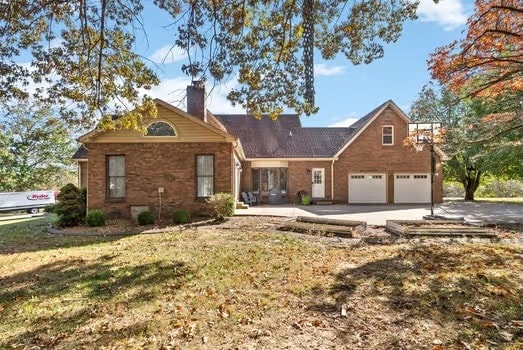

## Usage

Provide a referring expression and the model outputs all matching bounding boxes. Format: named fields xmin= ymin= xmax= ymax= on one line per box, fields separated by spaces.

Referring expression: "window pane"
xmin=197 ymin=155 xmax=213 ymax=197
xmin=146 ymin=121 xmax=176 ymax=136
xmin=197 ymin=155 xmax=213 ymax=176
xmin=108 ymin=156 xmax=125 ymax=176
xmin=383 ymin=135 xmax=393 ymax=144
xmin=198 ymin=177 xmax=213 ymax=197
xmin=383 ymin=126 xmax=392 ymax=135
xmin=109 ymin=177 xmax=125 ymax=198
xmin=279 ymin=168 xmax=287 ymax=191
xmin=252 ymin=168 xmax=260 ymax=192
xmin=267 ymin=168 xmax=277 ymax=190
xmin=260 ymin=169 xmax=268 ymax=191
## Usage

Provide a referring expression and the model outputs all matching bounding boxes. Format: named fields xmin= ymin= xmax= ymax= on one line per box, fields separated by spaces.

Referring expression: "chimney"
xmin=186 ymin=80 xmax=207 ymax=122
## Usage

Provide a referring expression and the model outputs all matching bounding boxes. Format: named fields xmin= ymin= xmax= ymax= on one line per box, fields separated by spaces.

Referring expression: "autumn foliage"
xmin=429 ymin=0 xmax=522 ymax=98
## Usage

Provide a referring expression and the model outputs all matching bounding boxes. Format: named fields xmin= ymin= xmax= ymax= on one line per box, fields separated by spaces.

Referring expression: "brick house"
xmin=73 ymin=83 xmax=445 ymax=218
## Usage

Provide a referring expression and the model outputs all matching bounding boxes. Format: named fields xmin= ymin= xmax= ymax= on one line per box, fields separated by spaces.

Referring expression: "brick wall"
xmin=333 ymin=106 xmax=443 ymax=203
xmin=288 ymin=161 xmax=333 ymax=201
xmin=86 ymin=142 xmax=233 ymax=218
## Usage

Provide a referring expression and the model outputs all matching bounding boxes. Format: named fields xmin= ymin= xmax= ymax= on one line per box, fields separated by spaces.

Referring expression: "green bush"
xmin=173 ymin=209 xmax=191 ymax=224
xmin=443 ymin=181 xmax=465 ymax=198
xmin=476 ymin=179 xmax=523 ymax=198
xmin=206 ymin=192 xmax=235 ymax=220
xmin=44 ymin=204 xmax=56 ymax=213
xmin=55 ymin=183 xmax=86 ymax=227
xmin=301 ymin=194 xmax=312 ymax=205
xmin=137 ymin=210 xmax=155 ymax=225
xmin=86 ymin=210 xmax=106 ymax=227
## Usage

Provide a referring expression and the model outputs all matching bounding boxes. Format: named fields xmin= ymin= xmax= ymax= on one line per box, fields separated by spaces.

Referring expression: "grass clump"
xmin=86 ymin=210 xmax=106 ymax=227
xmin=137 ymin=210 xmax=155 ymax=225
xmin=173 ymin=209 xmax=191 ymax=224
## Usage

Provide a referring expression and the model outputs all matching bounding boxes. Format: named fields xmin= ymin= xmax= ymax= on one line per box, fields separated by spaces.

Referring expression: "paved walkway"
xmin=235 ymin=201 xmax=523 ymax=226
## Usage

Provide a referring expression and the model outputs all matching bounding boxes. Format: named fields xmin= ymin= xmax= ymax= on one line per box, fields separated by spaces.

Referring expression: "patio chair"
xmin=241 ymin=191 xmax=256 ymax=206
xmin=247 ymin=192 xmax=258 ymax=205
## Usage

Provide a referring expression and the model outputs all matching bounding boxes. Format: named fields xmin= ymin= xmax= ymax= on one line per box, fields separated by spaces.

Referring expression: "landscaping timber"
xmin=280 ymin=222 xmax=355 ymax=238
xmin=280 ymin=217 xmax=367 ymax=238
xmin=386 ymin=220 xmax=496 ymax=238
xmin=297 ymin=216 xmax=366 ymax=228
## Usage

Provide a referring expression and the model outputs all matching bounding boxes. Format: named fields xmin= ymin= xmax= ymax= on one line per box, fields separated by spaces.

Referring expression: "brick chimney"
xmin=186 ymin=80 xmax=207 ymax=122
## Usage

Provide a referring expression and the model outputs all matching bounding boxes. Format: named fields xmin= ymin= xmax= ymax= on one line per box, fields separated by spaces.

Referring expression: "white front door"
xmin=348 ymin=173 xmax=387 ymax=203
xmin=311 ymin=168 xmax=325 ymax=198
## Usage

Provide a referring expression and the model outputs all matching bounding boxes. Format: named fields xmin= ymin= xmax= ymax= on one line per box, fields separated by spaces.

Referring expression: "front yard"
xmin=0 ymin=216 xmax=521 ymax=349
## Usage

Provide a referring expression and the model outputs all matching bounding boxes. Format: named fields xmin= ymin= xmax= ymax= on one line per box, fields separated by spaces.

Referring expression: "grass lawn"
xmin=445 ymin=197 xmax=523 ymax=204
xmin=0 ymin=216 xmax=522 ymax=349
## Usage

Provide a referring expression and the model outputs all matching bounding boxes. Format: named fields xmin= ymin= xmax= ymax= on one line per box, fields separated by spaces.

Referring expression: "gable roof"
xmin=333 ymin=100 xmax=408 ymax=157
xmin=77 ymin=99 xmax=236 ymax=143
xmin=72 ymin=144 xmax=88 ymax=160
xmin=216 ymin=114 xmax=355 ymax=158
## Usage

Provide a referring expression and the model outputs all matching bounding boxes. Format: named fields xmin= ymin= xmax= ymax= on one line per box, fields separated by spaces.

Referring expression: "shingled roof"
xmin=215 ymin=114 xmax=353 ymax=158
xmin=72 ymin=144 xmax=88 ymax=160
xmin=72 ymin=100 xmax=399 ymax=161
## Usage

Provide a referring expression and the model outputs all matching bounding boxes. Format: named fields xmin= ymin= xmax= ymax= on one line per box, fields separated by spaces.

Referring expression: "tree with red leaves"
xmin=429 ymin=0 xmax=522 ymax=97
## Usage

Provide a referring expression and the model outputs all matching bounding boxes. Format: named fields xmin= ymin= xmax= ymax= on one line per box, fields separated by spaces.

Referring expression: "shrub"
xmin=137 ymin=210 xmax=155 ymax=225
xmin=55 ymin=183 xmax=86 ymax=227
xmin=443 ymin=181 xmax=464 ymax=198
xmin=44 ymin=204 xmax=56 ymax=213
xmin=301 ymin=194 xmax=312 ymax=205
xmin=476 ymin=179 xmax=523 ymax=198
xmin=206 ymin=192 xmax=235 ymax=220
xmin=173 ymin=209 xmax=191 ymax=224
xmin=86 ymin=210 xmax=106 ymax=227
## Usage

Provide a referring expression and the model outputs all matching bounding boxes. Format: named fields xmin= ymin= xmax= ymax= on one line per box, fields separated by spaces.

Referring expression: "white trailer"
xmin=0 ymin=190 xmax=56 ymax=214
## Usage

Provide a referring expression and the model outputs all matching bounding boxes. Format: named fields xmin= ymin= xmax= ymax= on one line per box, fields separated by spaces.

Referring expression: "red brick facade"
xmin=239 ymin=106 xmax=443 ymax=204
xmin=86 ymin=142 xmax=234 ymax=218
xmin=332 ymin=106 xmax=443 ymax=203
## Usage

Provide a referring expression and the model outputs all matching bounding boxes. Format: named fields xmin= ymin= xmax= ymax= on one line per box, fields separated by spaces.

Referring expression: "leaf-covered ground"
xmin=0 ymin=216 xmax=521 ymax=349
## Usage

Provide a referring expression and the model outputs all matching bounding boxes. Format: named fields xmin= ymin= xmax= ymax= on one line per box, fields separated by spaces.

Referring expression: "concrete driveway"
xmin=235 ymin=201 xmax=523 ymax=226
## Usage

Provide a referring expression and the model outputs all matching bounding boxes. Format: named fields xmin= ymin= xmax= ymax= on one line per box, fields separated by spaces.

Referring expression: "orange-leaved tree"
xmin=429 ymin=0 xmax=522 ymax=98
xmin=429 ymin=0 xmax=522 ymax=145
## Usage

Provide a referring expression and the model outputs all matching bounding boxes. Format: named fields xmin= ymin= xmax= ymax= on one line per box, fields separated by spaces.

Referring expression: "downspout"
xmin=331 ymin=159 xmax=335 ymax=201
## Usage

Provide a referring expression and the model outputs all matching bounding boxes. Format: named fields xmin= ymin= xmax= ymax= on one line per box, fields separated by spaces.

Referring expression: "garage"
xmin=348 ymin=173 xmax=386 ymax=203
xmin=394 ymin=174 xmax=431 ymax=203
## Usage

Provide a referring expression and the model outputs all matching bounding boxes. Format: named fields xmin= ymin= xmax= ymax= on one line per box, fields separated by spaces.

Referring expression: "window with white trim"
xmin=196 ymin=155 xmax=214 ymax=197
xmin=107 ymin=155 xmax=125 ymax=198
xmin=382 ymin=125 xmax=393 ymax=145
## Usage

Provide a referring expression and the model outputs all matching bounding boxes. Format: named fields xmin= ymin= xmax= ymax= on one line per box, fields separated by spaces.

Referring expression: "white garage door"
xmin=348 ymin=174 xmax=386 ymax=203
xmin=394 ymin=174 xmax=431 ymax=203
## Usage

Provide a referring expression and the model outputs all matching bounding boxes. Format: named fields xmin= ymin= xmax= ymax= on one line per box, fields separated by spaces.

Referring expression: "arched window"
xmin=146 ymin=121 xmax=176 ymax=136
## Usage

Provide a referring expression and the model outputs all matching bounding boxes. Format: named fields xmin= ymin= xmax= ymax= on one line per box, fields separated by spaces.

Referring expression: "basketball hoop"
xmin=406 ymin=122 xmax=444 ymax=220
xmin=413 ymin=143 xmax=424 ymax=152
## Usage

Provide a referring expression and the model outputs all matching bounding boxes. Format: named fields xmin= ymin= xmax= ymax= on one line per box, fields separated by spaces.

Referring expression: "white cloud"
xmin=141 ymin=76 xmax=245 ymax=114
xmin=329 ymin=113 xmax=359 ymax=127
xmin=148 ymin=45 xmax=186 ymax=64
xmin=314 ymin=63 xmax=345 ymax=77
xmin=416 ymin=0 xmax=467 ymax=30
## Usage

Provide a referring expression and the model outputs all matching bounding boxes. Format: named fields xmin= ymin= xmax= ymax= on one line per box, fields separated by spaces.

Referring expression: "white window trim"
xmin=145 ymin=120 xmax=178 ymax=137
xmin=382 ymin=125 xmax=394 ymax=145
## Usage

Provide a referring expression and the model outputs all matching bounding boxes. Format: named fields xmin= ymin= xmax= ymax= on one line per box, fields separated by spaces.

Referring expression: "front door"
xmin=311 ymin=168 xmax=325 ymax=198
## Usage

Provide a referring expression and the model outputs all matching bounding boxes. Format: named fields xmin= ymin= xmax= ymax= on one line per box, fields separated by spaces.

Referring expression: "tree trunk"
xmin=462 ymin=171 xmax=481 ymax=201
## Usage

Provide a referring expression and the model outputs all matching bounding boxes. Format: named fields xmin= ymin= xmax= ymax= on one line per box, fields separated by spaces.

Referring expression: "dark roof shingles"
xmin=72 ymin=145 xmax=88 ymax=160
xmin=216 ymin=114 xmax=357 ymax=158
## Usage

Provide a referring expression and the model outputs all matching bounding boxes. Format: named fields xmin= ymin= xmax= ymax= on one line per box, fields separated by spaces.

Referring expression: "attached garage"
xmin=348 ymin=173 xmax=386 ymax=203
xmin=394 ymin=174 xmax=431 ymax=203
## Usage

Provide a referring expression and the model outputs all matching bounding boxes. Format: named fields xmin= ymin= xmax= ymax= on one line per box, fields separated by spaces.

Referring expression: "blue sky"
xmin=136 ymin=0 xmax=472 ymax=127
xmin=18 ymin=0 xmax=472 ymax=128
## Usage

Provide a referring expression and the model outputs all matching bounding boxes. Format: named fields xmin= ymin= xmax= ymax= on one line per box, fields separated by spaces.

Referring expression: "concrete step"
xmin=236 ymin=201 xmax=249 ymax=209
